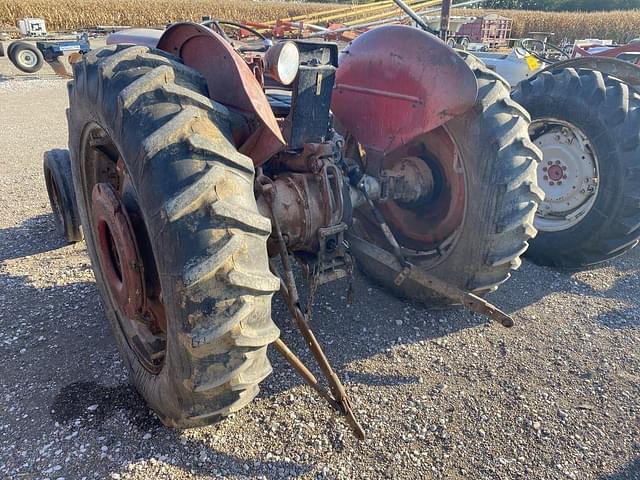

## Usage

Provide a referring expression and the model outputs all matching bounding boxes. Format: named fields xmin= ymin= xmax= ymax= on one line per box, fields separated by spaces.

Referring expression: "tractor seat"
xmin=266 ymin=89 xmax=292 ymax=117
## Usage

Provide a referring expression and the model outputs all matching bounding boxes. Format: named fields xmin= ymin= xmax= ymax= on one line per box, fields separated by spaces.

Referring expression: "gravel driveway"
xmin=0 ymin=55 xmax=638 ymax=480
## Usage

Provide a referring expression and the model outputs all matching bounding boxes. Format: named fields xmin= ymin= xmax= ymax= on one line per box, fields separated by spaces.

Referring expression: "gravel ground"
xmin=0 ymin=53 xmax=639 ymax=480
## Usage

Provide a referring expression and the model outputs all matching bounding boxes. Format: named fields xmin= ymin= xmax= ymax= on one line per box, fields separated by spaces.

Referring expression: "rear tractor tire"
xmin=513 ymin=68 xmax=640 ymax=268
xmin=67 ymin=45 xmax=280 ymax=427
xmin=352 ymin=54 xmax=543 ymax=302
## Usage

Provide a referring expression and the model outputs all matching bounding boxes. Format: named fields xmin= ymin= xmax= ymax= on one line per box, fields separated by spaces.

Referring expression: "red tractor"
xmin=43 ymin=16 xmax=542 ymax=435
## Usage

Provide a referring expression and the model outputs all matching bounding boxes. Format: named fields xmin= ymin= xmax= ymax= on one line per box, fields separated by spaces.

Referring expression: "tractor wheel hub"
xmin=91 ymin=182 xmax=145 ymax=320
xmin=532 ymin=119 xmax=599 ymax=232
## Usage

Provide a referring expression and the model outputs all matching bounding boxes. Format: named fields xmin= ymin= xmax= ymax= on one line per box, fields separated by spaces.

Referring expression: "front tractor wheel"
xmin=513 ymin=68 xmax=640 ymax=268
xmin=68 ymin=45 xmax=279 ymax=427
xmin=353 ymin=54 xmax=543 ymax=301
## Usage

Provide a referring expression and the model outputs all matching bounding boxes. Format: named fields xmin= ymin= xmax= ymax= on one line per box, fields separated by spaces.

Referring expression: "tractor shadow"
xmin=3 ymin=209 xmax=640 ymax=477
xmin=603 ymin=457 xmax=640 ymax=480
xmin=0 ymin=269 xmax=312 ymax=478
xmin=499 ymin=249 xmax=640 ymax=330
xmin=49 ymin=381 xmax=311 ymax=478
xmin=0 ymin=213 xmax=69 ymax=261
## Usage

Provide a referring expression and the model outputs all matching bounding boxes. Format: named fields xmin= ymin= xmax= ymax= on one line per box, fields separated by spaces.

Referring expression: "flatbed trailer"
xmin=0 ymin=36 xmax=90 ymax=74
xmin=1 ymin=18 xmax=90 ymax=75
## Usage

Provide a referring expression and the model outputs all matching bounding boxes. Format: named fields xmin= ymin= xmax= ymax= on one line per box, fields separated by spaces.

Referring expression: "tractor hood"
xmin=331 ymin=25 xmax=478 ymax=156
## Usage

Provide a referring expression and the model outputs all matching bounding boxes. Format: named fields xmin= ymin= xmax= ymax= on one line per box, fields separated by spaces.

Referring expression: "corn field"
xmin=1 ymin=0 xmax=640 ymax=44
xmin=0 ymin=0 xmax=332 ymax=31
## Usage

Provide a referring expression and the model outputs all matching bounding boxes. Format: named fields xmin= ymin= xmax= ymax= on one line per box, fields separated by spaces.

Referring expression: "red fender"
xmin=332 ymin=25 xmax=478 ymax=156
xmin=157 ymin=23 xmax=285 ymax=166
xmin=108 ymin=23 xmax=284 ymax=166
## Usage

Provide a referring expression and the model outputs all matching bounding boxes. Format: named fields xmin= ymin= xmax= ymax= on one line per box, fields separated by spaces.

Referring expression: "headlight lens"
xmin=265 ymin=41 xmax=300 ymax=86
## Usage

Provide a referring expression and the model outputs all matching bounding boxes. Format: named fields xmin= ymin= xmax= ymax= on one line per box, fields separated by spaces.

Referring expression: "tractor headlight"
xmin=265 ymin=41 xmax=299 ymax=86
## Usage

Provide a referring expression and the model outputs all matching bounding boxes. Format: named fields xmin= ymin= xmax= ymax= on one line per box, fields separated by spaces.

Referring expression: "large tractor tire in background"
xmin=68 ymin=45 xmax=280 ymax=427
xmin=352 ymin=54 xmax=543 ymax=302
xmin=513 ymin=68 xmax=640 ymax=268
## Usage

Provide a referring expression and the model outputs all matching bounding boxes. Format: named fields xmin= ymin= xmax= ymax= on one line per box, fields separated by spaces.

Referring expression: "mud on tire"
xmin=353 ymin=53 xmax=543 ymax=301
xmin=513 ymin=68 xmax=640 ymax=268
xmin=67 ymin=45 xmax=280 ymax=427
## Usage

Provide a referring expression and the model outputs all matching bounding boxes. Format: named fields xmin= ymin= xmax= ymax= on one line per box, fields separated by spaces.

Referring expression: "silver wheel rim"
xmin=531 ymin=118 xmax=599 ymax=232
xmin=17 ymin=49 xmax=38 ymax=68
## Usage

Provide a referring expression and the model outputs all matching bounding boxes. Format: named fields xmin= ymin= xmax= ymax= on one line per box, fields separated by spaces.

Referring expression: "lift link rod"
xmin=347 ymin=233 xmax=514 ymax=328
xmin=261 ymin=182 xmax=366 ymax=440
xmin=356 ymin=188 xmax=515 ymax=328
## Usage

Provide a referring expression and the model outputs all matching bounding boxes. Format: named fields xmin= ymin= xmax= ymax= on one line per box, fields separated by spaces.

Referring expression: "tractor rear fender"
xmin=107 ymin=23 xmax=285 ymax=166
xmin=537 ymin=56 xmax=640 ymax=90
xmin=331 ymin=25 xmax=478 ymax=157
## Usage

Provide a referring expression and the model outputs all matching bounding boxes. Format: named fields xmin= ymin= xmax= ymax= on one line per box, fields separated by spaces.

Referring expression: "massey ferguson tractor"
xmin=43 ymin=11 xmax=543 ymax=436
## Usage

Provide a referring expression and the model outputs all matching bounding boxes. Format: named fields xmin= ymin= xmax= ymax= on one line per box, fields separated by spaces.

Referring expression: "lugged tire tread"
xmin=513 ymin=67 xmax=640 ymax=267
xmin=67 ymin=45 xmax=278 ymax=428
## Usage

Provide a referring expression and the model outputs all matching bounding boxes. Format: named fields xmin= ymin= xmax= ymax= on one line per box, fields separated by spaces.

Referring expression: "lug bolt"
xmin=543 ymin=175 xmax=548 ymax=180
xmin=543 ymin=167 xmax=548 ymax=172
xmin=562 ymin=166 xmax=567 ymax=170
xmin=555 ymin=160 xmax=561 ymax=165
xmin=547 ymin=161 xmax=553 ymax=165
xmin=563 ymin=175 xmax=567 ymax=179
xmin=557 ymin=181 xmax=562 ymax=185
xmin=549 ymin=181 xmax=555 ymax=186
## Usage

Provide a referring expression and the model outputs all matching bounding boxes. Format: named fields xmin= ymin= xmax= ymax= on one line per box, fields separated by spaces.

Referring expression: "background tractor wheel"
xmin=9 ymin=42 xmax=43 ymax=73
xmin=68 ymin=45 xmax=279 ymax=427
xmin=43 ymin=149 xmax=83 ymax=243
xmin=512 ymin=68 xmax=640 ymax=268
xmin=352 ymin=54 xmax=543 ymax=302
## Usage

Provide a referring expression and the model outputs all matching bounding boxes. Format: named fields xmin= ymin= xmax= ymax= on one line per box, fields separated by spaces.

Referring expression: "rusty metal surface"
xmin=157 ymin=22 xmax=285 ymax=165
xmin=347 ymin=232 xmax=515 ymax=327
xmin=273 ymin=338 xmax=341 ymax=411
xmin=439 ymin=0 xmax=452 ymax=40
xmin=91 ymin=182 xmax=145 ymax=321
xmin=354 ymin=127 xmax=466 ymax=253
xmin=263 ymin=191 xmax=365 ymax=439
xmin=256 ymin=166 xmax=345 ymax=253
xmin=331 ymin=25 xmax=477 ymax=156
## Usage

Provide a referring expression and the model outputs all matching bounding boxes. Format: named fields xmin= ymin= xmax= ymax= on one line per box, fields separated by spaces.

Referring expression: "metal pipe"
xmin=304 ymin=0 xmax=486 ymax=39
xmin=392 ymin=0 xmax=433 ymax=32
xmin=344 ymin=0 xmax=439 ymax=27
xmin=440 ymin=0 xmax=453 ymax=40
xmin=273 ymin=337 xmax=341 ymax=411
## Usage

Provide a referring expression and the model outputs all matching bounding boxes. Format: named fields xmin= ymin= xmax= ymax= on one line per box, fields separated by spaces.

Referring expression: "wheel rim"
xmin=80 ymin=124 xmax=167 ymax=374
xmin=361 ymin=127 xmax=467 ymax=263
xmin=530 ymin=118 xmax=599 ymax=232
xmin=17 ymin=49 xmax=38 ymax=68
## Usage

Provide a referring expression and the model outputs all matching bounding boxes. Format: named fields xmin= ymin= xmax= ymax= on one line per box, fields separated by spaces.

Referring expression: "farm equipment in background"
xmin=0 ymin=17 xmax=90 ymax=76
xmin=476 ymin=38 xmax=640 ymax=267
xmin=241 ymin=0 xmax=483 ymax=46
xmin=43 ymin=0 xmax=542 ymax=437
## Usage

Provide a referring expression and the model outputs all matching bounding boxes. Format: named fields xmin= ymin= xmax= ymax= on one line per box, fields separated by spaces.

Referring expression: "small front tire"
xmin=43 ymin=149 xmax=83 ymax=243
